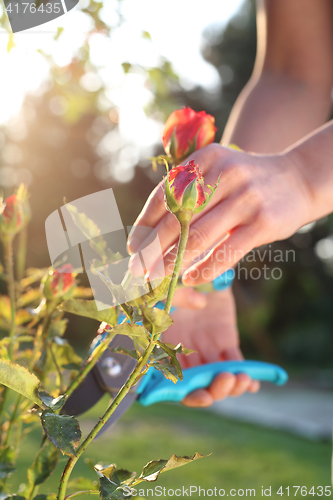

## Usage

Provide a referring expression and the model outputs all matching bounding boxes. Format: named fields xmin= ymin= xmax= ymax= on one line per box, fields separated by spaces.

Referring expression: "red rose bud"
xmin=0 ymin=186 xmax=31 ymax=239
xmin=163 ymin=108 xmax=217 ymax=164
xmin=164 ymin=160 xmax=220 ymax=222
xmin=43 ymin=264 xmax=76 ymax=300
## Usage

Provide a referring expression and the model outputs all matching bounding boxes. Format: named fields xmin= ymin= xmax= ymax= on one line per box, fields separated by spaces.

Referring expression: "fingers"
xmin=182 ymin=373 xmax=260 ymax=407
xmin=182 ymin=224 xmax=257 ymax=286
xmin=182 ymin=389 xmax=214 ymax=408
xmin=172 ymin=288 xmax=207 ymax=310
xmin=128 ymin=144 xmax=233 ymax=257
xmin=127 ymin=183 xmax=166 ymax=254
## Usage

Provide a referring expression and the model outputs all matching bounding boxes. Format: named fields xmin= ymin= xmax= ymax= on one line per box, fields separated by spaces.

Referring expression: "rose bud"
xmin=164 ymin=159 xmax=220 ymax=223
xmin=0 ymin=195 xmax=23 ymax=237
xmin=42 ymin=264 xmax=76 ymax=301
xmin=162 ymin=108 xmax=217 ymax=164
xmin=0 ymin=186 xmax=31 ymax=239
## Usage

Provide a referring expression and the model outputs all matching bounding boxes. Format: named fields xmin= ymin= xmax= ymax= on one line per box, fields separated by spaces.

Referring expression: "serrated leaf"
xmin=112 ymin=323 xmax=150 ymax=340
xmin=156 ymin=342 xmax=183 ymax=381
xmin=142 ymin=308 xmax=173 ymax=336
xmin=0 ymin=462 xmax=15 ymax=479
xmin=129 ymin=275 xmax=172 ymax=308
xmin=110 ymin=347 xmax=138 ymax=360
xmin=59 ymin=299 xmax=117 ymax=326
xmin=99 ymin=476 xmax=132 ymax=500
xmin=138 ymin=453 xmax=205 ymax=483
xmin=41 ymin=411 xmax=81 ymax=457
xmin=0 ymin=359 xmax=42 ymax=406
xmin=38 ymin=391 xmax=67 ymax=411
xmin=27 ymin=441 xmax=59 ymax=489
xmin=92 ymin=268 xmax=127 ymax=307
xmin=163 ymin=342 xmax=195 ymax=356
xmin=68 ymin=477 xmax=98 ymax=491
xmin=99 ymin=464 xmax=136 ymax=486
xmin=151 ymin=362 xmax=178 ymax=384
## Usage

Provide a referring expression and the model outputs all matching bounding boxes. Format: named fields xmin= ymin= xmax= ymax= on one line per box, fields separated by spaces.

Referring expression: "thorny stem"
xmin=58 ymin=213 xmax=192 ymax=500
xmin=57 ymin=338 xmax=156 ymax=500
xmin=164 ymin=218 xmax=190 ymax=314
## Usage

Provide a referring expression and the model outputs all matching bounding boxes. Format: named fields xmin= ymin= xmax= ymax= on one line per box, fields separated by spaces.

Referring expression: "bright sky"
xmin=0 ymin=0 xmax=244 ymax=181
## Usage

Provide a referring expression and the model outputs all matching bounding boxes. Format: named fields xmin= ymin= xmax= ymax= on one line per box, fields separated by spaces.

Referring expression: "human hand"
xmin=128 ymin=144 xmax=311 ymax=285
xmin=162 ymin=286 xmax=260 ymax=407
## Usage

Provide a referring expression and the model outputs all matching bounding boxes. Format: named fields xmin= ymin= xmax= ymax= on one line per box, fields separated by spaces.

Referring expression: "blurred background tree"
xmin=1 ymin=0 xmax=333 ymax=376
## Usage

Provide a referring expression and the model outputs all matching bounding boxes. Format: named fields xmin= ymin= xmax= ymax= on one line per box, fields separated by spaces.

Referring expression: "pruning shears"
xmin=62 ymin=270 xmax=288 ymax=435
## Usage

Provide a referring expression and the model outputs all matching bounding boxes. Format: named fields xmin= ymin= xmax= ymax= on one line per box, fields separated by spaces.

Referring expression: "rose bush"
xmin=0 ymin=107 xmax=219 ymax=500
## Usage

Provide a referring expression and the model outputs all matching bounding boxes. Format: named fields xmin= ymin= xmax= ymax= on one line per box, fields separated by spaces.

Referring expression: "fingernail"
xmin=128 ymin=253 xmax=145 ymax=277
xmin=127 ymin=235 xmax=140 ymax=255
xmin=182 ymin=272 xmax=194 ymax=286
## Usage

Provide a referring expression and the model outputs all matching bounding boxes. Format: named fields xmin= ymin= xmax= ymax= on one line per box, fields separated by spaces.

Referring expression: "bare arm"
xmin=223 ymin=0 xmax=333 ymax=153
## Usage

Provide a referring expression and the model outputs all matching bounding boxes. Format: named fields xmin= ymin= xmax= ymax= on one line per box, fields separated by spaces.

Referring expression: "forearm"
xmin=285 ymin=120 xmax=333 ymax=223
xmin=222 ymin=71 xmax=333 ymax=154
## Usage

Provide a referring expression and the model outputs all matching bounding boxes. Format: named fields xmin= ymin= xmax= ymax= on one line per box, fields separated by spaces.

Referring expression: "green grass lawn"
xmin=8 ymin=396 xmax=332 ymax=499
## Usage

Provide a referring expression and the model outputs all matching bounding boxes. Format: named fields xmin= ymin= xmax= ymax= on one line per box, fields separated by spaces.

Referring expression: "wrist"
xmin=279 ymin=149 xmax=315 ymax=228
xmin=283 ymin=123 xmax=333 ymax=225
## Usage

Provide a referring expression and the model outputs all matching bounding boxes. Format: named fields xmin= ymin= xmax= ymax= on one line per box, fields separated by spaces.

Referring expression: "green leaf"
xmin=156 ymin=342 xmax=183 ymax=381
xmin=142 ymin=307 xmax=173 ymax=336
xmin=110 ymin=347 xmax=138 ymax=360
xmin=44 ymin=341 xmax=83 ymax=373
xmin=129 ymin=275 xmax=172 ymax=309
xmin=99 ymin=476 xmax=131 ymax=500
xmin=65 ymin=204 xmax=122 ymax=262
xmin=48 ymin=319 xmax=68 ymax=339
xmin=0 ymin=359 xmax=42 ymax=406
xmin=163 ymin=342 xmax=195 ymax=356
xmin=98 ymin=464 xmax=136 ymax=484
xmin=41 ymin=411 xmax=81 ymax=457
xmin=68 ymin=477 xmax=98 ymax=491
xmin=38 ymin=391 xmax=67 ymax=411
xmin=151 ymin=362 xmax=178 ymax=384
xmin=59 ymin=299 xmax=117 ymax=326
xmin=0 ymin=462 xmax=16 ymax=479
xmin=112 ymin=323 xmax=150 ymax=341
xmin=138 ymin=453 xmax=205 ymax=483
xmin=27 ymin=441 xmax=59 ymax=489
xmin=33 ymin=495 xmax=57 ymax=500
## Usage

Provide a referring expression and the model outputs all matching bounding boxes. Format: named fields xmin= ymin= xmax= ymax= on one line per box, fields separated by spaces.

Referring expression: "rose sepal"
xmin=193 ymin=174 xmax=221 ymax=214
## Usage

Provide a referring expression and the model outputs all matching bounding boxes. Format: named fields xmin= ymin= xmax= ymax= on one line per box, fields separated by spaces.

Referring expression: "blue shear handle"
xmin=138 ymin=360 xmax=288 ymax=407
